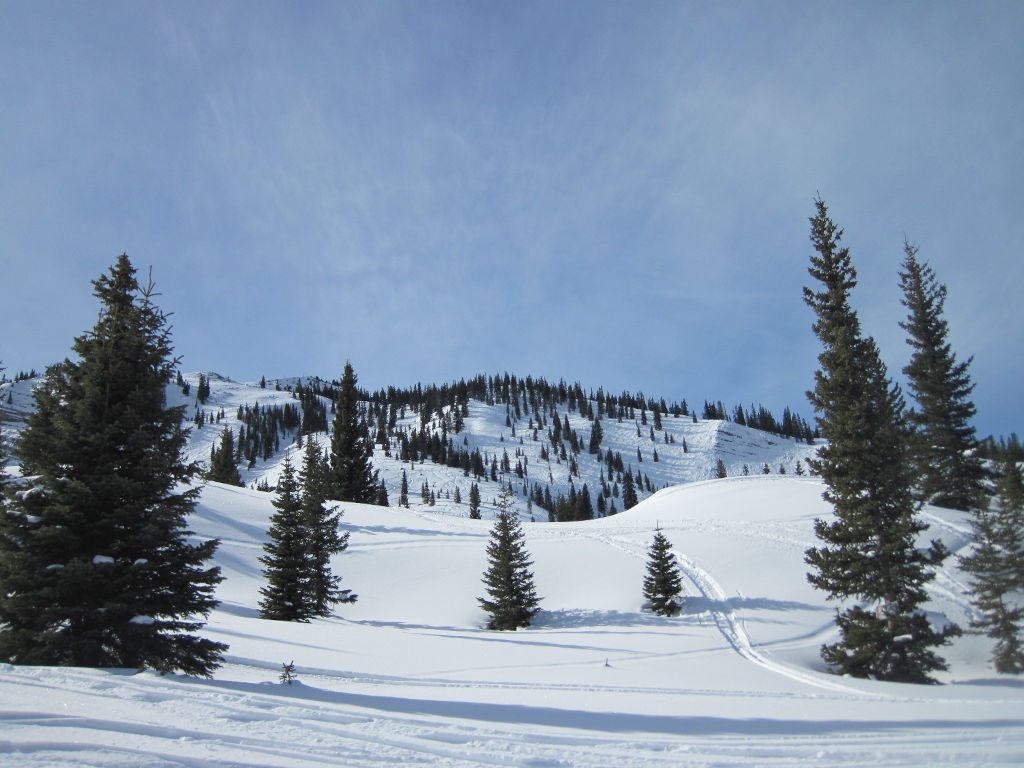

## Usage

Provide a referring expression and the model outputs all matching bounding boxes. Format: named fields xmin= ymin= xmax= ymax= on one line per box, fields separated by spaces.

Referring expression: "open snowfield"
xmin=2 ymin=475 xmax=1022 ymax=767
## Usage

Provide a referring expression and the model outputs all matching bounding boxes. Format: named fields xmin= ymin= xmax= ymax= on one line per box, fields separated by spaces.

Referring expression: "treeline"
xmin=977 ymin=433 xmax=1024 ymax=464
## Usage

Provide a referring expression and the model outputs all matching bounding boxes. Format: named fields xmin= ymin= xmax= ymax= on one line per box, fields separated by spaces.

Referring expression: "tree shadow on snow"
xmin=187 ymin=676 xmax=1024 ymax=738
xmin=682 ymin=596 xmax=824 ymax=615
xmin=532 ymin=608 xmax=694 ymax=630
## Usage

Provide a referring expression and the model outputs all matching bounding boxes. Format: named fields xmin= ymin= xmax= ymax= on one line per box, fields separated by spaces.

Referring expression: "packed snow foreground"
xmin=1 ymin=475 xmax=1022 ymax=766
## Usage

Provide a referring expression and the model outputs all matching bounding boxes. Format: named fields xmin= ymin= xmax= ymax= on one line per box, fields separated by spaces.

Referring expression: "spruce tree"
xmin=208 ymin=427 xmax=243 ymax=486
xmin=469 ymin=482 xmax=481 ymax=519
xmin=588 ymin=416 xmax=603 ymax=454
xmin=259 ymin=458 xmax=313 ymax=621
xmin=959 ymin=460 xmax=1024 ymax=673
xmin=0 ymin=255 xmax=225 ymax=676
xmin=478 ymin=507 xmax=540 ymax=630
xmin=715 ymin=458 xmax=728 ymax=479
xmin=329 ymin=362 xmax=377 ymax=503
xmin=803 ymin=199 xmax=956 ymax=683
xmin=299 ymin=439 xmax=355 ymax=615
xmin=622 ymin=471 xmax=639 ymax=510
xmin=399 ymin=469 xmax=410 ymax=508
xmin=642 ymin=529 xmax=683 ymax=616
xmin=898 ymin=241 xmax=985 ymax=511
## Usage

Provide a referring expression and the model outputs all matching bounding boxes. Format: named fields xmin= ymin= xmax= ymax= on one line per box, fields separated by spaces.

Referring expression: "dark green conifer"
xmin=478 ymin=506 xmax=540 ymax=630
xmin=715 ymin=458 xmax=728 ymax=479
xmin=642 ymin=530 xmax=683 ymax=616
xmin=0 ymin=255 xmax=225 ymax=675
xmin=196 ymin=373 xmax=210 ymax=404
xmin=207 ymin=427 xmax=243 ymax=486
xmin=469 ymin=482 xmax=482 ymax=519
xmin=803 ymin=199 xmax=956 ymax=683
xmin=588 ymin=416 xmax=603 ymax=454
xmin=299 ymin=439 xmax=355 ymax=615
xmin=959 ymin=460 xmax=1024 ymax=673
xmin=259 ymin=458 xmax=313 ymax=621
xmin=399 ymin=469 xmax=410 ymax=508
xmin=329 ymin=362 xmax=377 ymax=503
xmin=622 ymin=470 xmax=639 ymax=510
xmin=898 ymin=242 xmax=985 ymax=511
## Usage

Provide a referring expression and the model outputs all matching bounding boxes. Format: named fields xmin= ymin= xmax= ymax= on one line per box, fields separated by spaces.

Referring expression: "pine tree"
xmin=469 ymin=482 xmax=482 ymax=519
xmin=803 ymin=199 xmax=956 ymax=683
xmin=622 ymin=470 xmax=639 ymax=510
xmin=478 ymin=507 xmax=540 ymax=630
xmin=259 ymin=458 xmax=313 ymax=621
xmin=196 ymin=373 xmax=210 ymax=404
xmin=959 ymin=460 xmax=1024 ymax=673
xmin=642 ymin=529 xmax=683 ymax=616
xmin=0 ymin=255 xmax=225 ymax=676
xmin=898 ymin=241 xmax=985 ymax=511
xmin=375 ymin=481 xmax=390 ymax=507
xmin=299 ymin=439 xmax=355 ymax=615
xmin=588 ymin=416 xmax=603 ymax=454
xmin=399 ymin=469 xmax=410 ymax=508
xmin=329 ymin=362 xmax=377 ymax=503
xmin=207 ymin=427 xmax=243 ymax=486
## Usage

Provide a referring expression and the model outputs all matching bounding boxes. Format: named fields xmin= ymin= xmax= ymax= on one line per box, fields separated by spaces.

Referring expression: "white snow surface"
xmin=2 ymin=373 xmax=1023 ymax=765
xmin=1 ymin=477 xmax=1022 ymax=766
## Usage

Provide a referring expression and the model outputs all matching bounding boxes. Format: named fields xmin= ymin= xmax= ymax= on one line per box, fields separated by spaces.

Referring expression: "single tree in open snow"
xmin=642 ymin=529 xmax=683 ymax=616
xmin=479 ymin=500 xmax=540 ymax=630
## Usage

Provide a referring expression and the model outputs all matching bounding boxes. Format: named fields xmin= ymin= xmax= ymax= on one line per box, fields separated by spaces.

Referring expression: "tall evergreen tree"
xmin=478 ymin=507 xmax=540 ymax=630
xmin=399 ymin=469 xmax=410 ymax=508
xmin=621 ymin=469 xmax=639 ymax=510
xmin=299 ymin=439 xmax=356 ymax=615
xmin=642 ymin=529 xmax=683 ymax=616
xmin=469 ymin=482 xmax=482 ymax=519
xmin=259 ymin=458 xmax=313 ymax=621
xmin=0 ymin=255 xmax=225 ymax=676
xmin=329 ymin=362 xmax=377 ymax=503
xmin=898 ymin=241 xmax=985 ymax=511
xmin=196 ymin=373 xmax=210 ymax=404
xmin=207 ymin=427 xmax=243 ymax=486
xmin=959 ymin=459 xmax=1024 ymax=673
xmin=803 ymin=199 xmax=956 ymax=683
xmin=588 ymin=416 xmax=603 ymax=454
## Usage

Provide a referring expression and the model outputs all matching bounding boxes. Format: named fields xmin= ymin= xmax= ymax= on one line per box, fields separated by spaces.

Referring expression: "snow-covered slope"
xmin=161 ymin=372 xmax=821 ymax=521
xmin=2 ymin=476 xmax=1022 ymax=766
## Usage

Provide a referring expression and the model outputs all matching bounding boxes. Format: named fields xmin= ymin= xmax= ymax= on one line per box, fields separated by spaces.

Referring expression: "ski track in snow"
xmin=575 ymin=530 xmax=877 ymax=699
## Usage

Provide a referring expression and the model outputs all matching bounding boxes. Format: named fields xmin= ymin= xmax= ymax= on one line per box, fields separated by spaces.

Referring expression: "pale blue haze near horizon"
xmin=1 ymin=0 xmax=1021 ymax=438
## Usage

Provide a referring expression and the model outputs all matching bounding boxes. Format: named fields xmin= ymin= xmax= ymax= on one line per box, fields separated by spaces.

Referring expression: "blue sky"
xmin=1 ymin=1 xmax=1021 ymax=438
